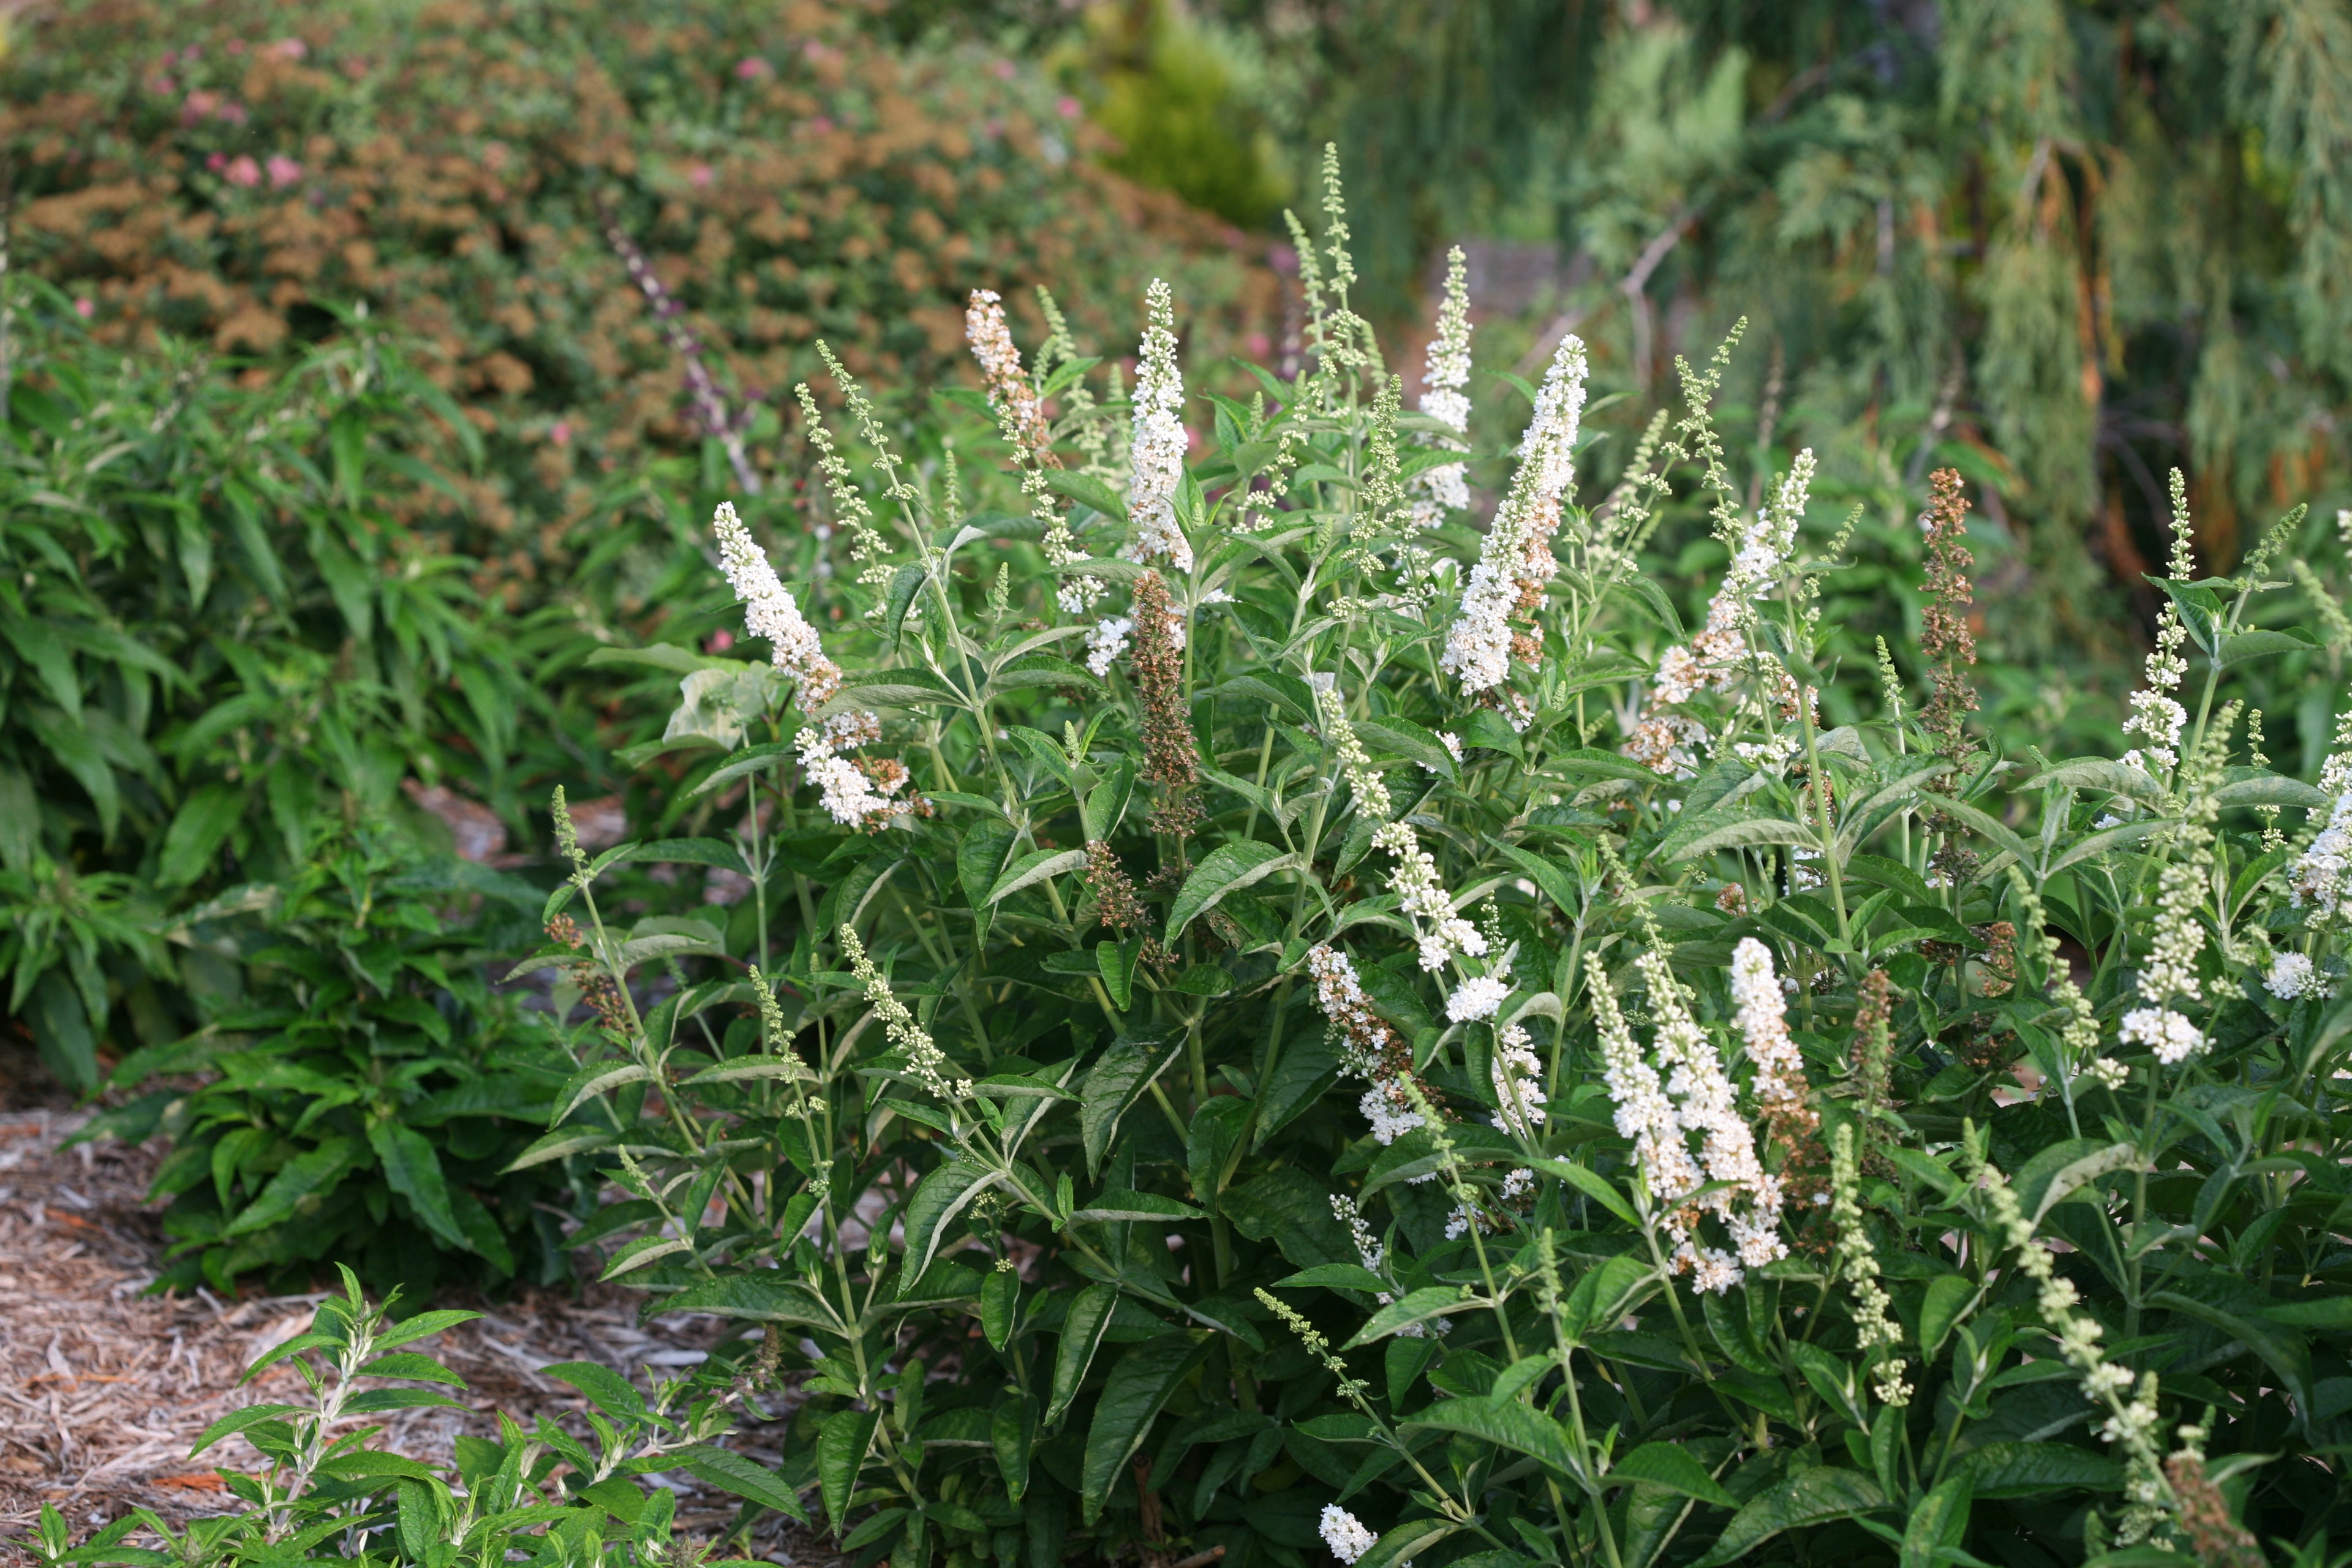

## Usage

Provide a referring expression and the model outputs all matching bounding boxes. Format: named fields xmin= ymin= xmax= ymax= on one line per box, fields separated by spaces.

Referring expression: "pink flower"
xmin=206 ymin=151 xmax=227 ymax=171
xmin=266 ymin=155 xmax=303 ymax=188
xmin=272 ymin=38 xmax=307 ymax=60
xmin=226 ymin=38 xmax=247 ymax=55
xmin=180 ymin=89 xmax=219 ymax=126
xmin=549 ymin=421 xmax=571 ymax=446
xmin=734 ymin=56 xmax=772 ymax=81
xmin=810 ymin=115 xmax=835 ymax=135
xmin=993 ymin=59 xmax=1016 ymax=80
xmin=1056 ymin=96 xmax=1081 ymax=120
xmin=179 ymin=45 xmax=201 ymax=63
xmin=224 ymin=155 xmax=262 ymax=188
xmin=1245 ymin=333 xmax=1271 ymax=361
xmin=216 ymin=102 xmax=249 ymax=126
xmin=707 ymin=629 xmax=734 ymax=652
xmin=74 ymin=299 xmax=94 ymax=320
xmin=689 ymin=163 xmax=714 ymax=189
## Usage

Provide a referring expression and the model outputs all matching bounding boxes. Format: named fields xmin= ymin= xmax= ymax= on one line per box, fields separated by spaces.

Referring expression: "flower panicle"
xmin=839 ymin=925 xmax=968 ymax=1101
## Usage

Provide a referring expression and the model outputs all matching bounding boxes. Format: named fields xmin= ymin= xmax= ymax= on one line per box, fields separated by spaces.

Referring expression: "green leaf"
xmin=1929 ymin=796 xmax=2033 ymax=867
xmin=502 ymin=1126 xmax=617 ymax=1171
xmin=544 ymin=1361 xmax=647 ymax=1422
xmin=1531 ymin=1157 xmax=1638 ymax=1227
xmin=1071 ymin=1188 xmax=1205 ymax=1223
xmin=1083 ymin=763 xmax=1136 ymax=843
xmin=1043 ymin=468 xmax=1126 ymax=520
xmin=2212 ymin=772 xmax=2331 ymax=809
xmin=1079 ymin=1335 xmax=1211 ymax=1523
xmin=157 ymin=782 xmax=245 ymax=888
xmin=1403 ymin=1396 xmax=1580 ymax=1479
xmin=1610 ymin=1443 xmax=1734 ymax=1509
xmin=222 ymin=1137 xmax=363 ymax=1237
xmin=2218 ymin=627 xmax=2320 ymax=665
xmin=190 ymin=1403 xmax=304 ymax=1455
xmin=675 ymin=1444 xmax=810 ymax=1523
xmin=660 ymin=1273 xmax=843 ymax=1330
xmin=1342 ymin=1286 xmax=1480 ymax=1348
xmin=550 ymin=1062 xmax=655 ymax=1126
xmin=1096 ymin=938 xmax=1138 ymax=1011
xmin=992 ymin=1395 xmax=1036 ymax=1501
xmin=987 ymin=848 xmax=1088 ymax=905
xmin=1354 ymin=716 xmax=1458 ymax=780
xmin=1273 ymin=1264 xmax=1389 ymax=1293
xmin=373 ymin=1309 xmax=485 ymax=1352
xmin=367 ymin=1120 xmax=468 ymax=1251
xmin=344 ymin=1389 xmax=469 ymax=1414
xmin=2149 ymin=1284 xmax=2315 ymax=1423
xmin=981 ymin=1266 xmax=1020 ymax=1350
xmin=1954 ymin=1442 xmax=2120 ymax=1499
xmin=2146 ymin=577 xmax=2222 ymax=657
xmin=820 ymin=1408 xmax=879 ymax=1528
xmin=900 ymin=1160 xmax=997 ymax=1286
xmin=1689 ymin=1468 xmax=1888 ymax=1567
xmin=1047 ymin=1283 xmax=1118 ymax=1425
xmin=1668 ymin=817 xmax=1817 ymax=861
xmin=1358 ymin=1517 xmax=1460 ymax=1568
xmin=601 ymin=1235 xmax=695 ymax=1280
xmin=353 ymin=1352 xmax=467 ymax=1387
xmin=1920 ymin=1275 xmax=1975 ymax=1357
xmin=1900 ymin=1475 xmax=1972 ymax=1568
xmin=1166 ymin=840 xmax=1295 ymax=943
xmin=1077 ymin=1031 xmax=1182 ymax=1177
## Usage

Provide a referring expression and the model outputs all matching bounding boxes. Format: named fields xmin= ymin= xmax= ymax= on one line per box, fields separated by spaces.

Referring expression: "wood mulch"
xmin=0 ymin=1046 xmax=822 ymax=1564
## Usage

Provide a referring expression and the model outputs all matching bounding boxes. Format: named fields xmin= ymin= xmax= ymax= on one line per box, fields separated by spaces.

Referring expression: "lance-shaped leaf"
xmin=1342 ymin=1286 xmax=1482 ymax=1348
xmin=1689 ymin=1468 xmax=1888 ymax=1567
xmin=1166 ymin=840 xmax=1296 ymax=943
xmin=1047 ymin=1282 xmax=1119 ymax=1425
xmin=1609 ymin=1443 xmax=1735 ymax=1508
xmin=900 ymin=1160 xmax=998 ymax=1286
xmin=986 ymin=848 xmax=1088 ymax=905
xmin=1402 ymin=1395 xmax=1580 ymax=1480
xmin=819 ymin=1408 xmax=879 ymax=1529
xmin=1080 ymin=1335 xmax=1212 ymax=1523
xmin=674 ymin=1444 xmax=810 ymax=1523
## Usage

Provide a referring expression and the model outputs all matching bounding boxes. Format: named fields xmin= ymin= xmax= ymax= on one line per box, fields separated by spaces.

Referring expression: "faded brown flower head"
xmin=1919 ymin=468 xmax=1979 ymax=780
xmin=2164 ymin=1454 xmax=2265 ymax=1568
xmin=1085 ymin=840 xmax=1149 ymax=935
xmin=1129 ymin=571 xmax=1201 ymax=834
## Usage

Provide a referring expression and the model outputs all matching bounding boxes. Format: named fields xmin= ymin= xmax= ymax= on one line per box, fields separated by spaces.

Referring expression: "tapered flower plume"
xmin=1919 ymin=467 xmax=1978 ymax=779
xmin=1442 ymin=333 xmax=1586 ymax=694
xmin=965 ymin=288 xmax=1057 ymax=466
xmin=1122 ymin=279 xmax=1191 ymax=571
xmin=1411 ymin=246 xmax=1473 ymax=528
xmin=711 ymin=500 xmax=841 ymax=705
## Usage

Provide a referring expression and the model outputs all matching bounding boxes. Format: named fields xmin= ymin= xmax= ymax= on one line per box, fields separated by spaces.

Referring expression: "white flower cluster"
xmin=711 ymin=501 xmax=842 ymax=705
xmin=1409 ymin=246 xmax=1473 ymax=529
xmin=2266 ymin=951 xmax=2324 ymax=1000
xmin=1489 ymin=1023 xmax=1546 ymax=1137
xmin=1447 ymin=974 xmax=1508 ymax=1022
xmin=1443 ymin=1200 xmax=1496 ymax=1242
xmin=1316 ymin=682 xmax=1393 ymax=821
xmin=1588 ymin=949 xmax=1787 ymax=1292
xmin=2291 ymin=793 xmax=2352 ymax=921
xmin=1083 ymin=616 xmax=1132 ymax=678
xmin=2118 ymin=1006 xmax=2206 ymax=1066
xmin=1729 ymin=938 xmax=1807 ymax=1112
xmin=1121 ymin=279 xmax=1191 ymax=573
xmin=1440 ymin=334 xmax=1587 ymax=694
xmin=1332 ymin=1191 xmax=1384 ymax=1273
xmin=1829 ymin=1124 xmax=1909 ymax=1406
xmin=1375 ymin=821 xmax=1487 ymax=972
xmin=1319 ymin=1506 xmax=1378 ymax=1566
xmin=841 ymin=925 xmax=970 ymax=1101
xmin=1624 ymin=453 xmax=1815 ymax=778
xmin=2120 ymin=472 xmax=2195 ymax=776
xmin=795 ymin=712 xmax=919 ymax=829
xmin=1501 ymin=1166 xmax=1534 ymax=1200
xmin=1308 ymin=944 xmax=1424 ymax=1147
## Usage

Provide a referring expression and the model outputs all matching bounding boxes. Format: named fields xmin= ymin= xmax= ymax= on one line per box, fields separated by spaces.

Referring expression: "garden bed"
xmin=0 ymin=1044 xmax=822 ymax=1562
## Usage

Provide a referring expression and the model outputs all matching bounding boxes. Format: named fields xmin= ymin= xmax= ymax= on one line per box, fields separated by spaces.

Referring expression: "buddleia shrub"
xmin=513 ymin=161 xmax=2352 ymax=1568
xmin=0 ymin=290 xmax=574 ymax=1093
